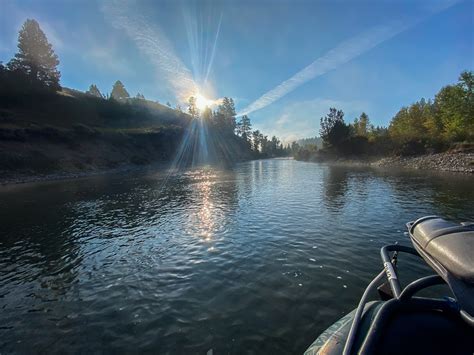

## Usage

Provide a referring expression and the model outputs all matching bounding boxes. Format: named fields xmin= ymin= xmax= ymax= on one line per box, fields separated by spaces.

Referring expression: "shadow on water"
xmin=322 ymin=166 xmax=350 ymax=211
xmin=0 ymin=160 xmax=473 ymax=353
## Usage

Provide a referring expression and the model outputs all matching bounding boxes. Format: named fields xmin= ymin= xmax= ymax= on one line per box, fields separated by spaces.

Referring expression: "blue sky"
xmin=1 ymin=0 xmax=472 ymax=141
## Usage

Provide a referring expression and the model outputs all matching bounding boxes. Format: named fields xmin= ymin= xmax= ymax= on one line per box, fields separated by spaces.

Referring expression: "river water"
xmin=1 ymin=159 xmax=473 ymax=354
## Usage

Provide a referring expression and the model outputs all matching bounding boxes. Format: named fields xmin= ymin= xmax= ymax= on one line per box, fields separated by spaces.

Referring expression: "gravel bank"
xmin=372 ymin=152 xmax=474 ymax=173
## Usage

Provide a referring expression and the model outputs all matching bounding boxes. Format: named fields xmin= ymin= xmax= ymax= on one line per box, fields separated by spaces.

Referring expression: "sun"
xmin=195 ymin=93 xmax=214 ymax=111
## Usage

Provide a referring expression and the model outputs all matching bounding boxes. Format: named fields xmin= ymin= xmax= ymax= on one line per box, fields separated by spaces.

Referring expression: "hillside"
xmin=0 ymin=82 xmax=262 ymax=184
xmin=0 ymin=88 xmax=189 ymax=183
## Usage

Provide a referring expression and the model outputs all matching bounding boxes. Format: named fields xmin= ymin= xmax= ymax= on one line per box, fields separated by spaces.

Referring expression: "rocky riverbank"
xmin=298 ymin=151 xmax=474 ymax=174
xmin=371 ymin=152 xmax=474 ymax=173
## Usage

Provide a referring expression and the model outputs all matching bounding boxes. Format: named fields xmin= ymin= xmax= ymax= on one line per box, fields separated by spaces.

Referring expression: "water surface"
xmin=1 ymin=159 xmax=473 ymax=353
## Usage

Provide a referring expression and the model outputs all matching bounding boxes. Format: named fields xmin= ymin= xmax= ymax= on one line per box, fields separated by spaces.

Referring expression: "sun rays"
xmin=103 ymin=0 xmax=223 ymax=105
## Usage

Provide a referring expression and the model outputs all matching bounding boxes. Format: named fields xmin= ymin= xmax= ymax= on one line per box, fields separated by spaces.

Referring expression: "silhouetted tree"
xmin=86 ymin=84 xmax=103 ymax=98
xmin=201 ymin=106 xmax=213 ymax=121
xmin=291 ymin=141 xmax=300 ymax=154
xmin=236 ymin=115 xmax=252 ymax=142
xmin=271 ymin=136 xmax=280 ymax=154
xmin=111 ymin=80 xmax=130 ymax=100
xmin=260 ymin=134 xmax=269 ymax=155
xmin=320 ymin=108 xmax=350 ymax=147
xmin=217 ymin=97 xmax=236 ymax=131
xmin=252 ymin=129 xmax=261 ymax=151
xmin=166 ymin=101 xmax=172 ymax=107
xmin=0 ymin=62 xmax=6 ymax=78
xmin=135 ymin=92 xmax=145 ymax=99
xmin=7 ymin=19 xmax=60 ymax=90
xmin=188 ymin=96 xmax=199 ymax=118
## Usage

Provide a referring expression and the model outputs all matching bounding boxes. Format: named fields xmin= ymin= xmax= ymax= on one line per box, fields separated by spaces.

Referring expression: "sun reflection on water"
xmin=189 ymin=169 xmax=219 ymax=246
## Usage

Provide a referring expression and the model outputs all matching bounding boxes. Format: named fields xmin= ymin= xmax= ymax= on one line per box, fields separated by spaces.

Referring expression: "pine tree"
xmin=111 ymin=80 xmax=130 ymax=100
xmin=201 ymin=107 xmax=213 ymax=121
xmin=188 ymin=96 xmax=199 ymax=118
xmin=237 ymin=115 xmax=252 ymax=142
xmin=86 ymin=84 xmax=103 ymax=98
xmin=217 ymin=97 xmax=236 ymax=131
xmin=7 ymin=19 xmax=61 ymax=90
xmin=252 ymin=130 xmax=262 ymax=152
xmin=320 ymin=108 xmax=350 ymax=147
xmin=353 ymin=112 xmax=371 ymax=136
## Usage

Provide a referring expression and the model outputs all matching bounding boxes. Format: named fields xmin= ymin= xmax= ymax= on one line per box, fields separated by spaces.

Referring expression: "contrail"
xmin=103 ymin=0 xmax=198 ymax=101
xmin=204 ymin=12 xmax=223 ymax=85
xmin=237 ymin=0 xmax=460 ymax=117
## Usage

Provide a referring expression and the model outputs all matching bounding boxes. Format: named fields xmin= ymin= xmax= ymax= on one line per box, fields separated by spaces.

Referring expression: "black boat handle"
xmin=399 ymin=275 xmax=444 ymax=300
xmin=380 ymin=245 xmax=419 ymax=298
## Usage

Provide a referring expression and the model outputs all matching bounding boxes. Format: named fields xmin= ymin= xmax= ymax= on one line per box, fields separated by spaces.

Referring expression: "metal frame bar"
xmin=343 ymin=244 xmax=454 ymax=355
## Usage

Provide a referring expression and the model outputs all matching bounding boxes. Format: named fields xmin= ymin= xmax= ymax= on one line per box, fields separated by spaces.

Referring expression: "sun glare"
xmin=195 ymin=93 xmax=214 ymax=110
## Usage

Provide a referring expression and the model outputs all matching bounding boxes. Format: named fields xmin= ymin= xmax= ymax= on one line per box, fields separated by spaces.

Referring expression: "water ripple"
xmin=1 ymin=160 xmax=473 ymax=353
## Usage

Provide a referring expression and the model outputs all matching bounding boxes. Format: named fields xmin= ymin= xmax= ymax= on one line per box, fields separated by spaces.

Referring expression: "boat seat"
xmin=409 ymin=216 xmax=474 ymax=283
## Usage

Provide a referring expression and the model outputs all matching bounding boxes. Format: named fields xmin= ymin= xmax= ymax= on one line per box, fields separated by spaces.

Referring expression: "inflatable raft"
xmin=304 ymin=216 xmax=474 ymax=355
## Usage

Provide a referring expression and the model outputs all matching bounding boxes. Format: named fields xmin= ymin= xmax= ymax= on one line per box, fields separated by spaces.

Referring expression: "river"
xmin=1 ymin=158 xmax=473 ymax=353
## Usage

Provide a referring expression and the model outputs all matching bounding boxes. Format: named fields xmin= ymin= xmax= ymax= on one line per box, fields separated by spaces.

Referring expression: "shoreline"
xmin=298 ymin=151 xmax=474 ymax=174
xmin=1 ymin=152 xmax=472 ymax=187
xmin=0 ymin=163 xmax=169 ymax=187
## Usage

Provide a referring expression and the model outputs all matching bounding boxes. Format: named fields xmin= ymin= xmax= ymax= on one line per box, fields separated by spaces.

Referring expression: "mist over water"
xmin=1 ymin=160 xmax=473 ymax=353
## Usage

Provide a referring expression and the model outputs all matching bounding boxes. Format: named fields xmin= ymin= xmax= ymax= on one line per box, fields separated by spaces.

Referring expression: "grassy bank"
xmin=0 ymin=123 xmax=184 ymax=183
xmin=0 ymin=82 xmax=194 ymax=184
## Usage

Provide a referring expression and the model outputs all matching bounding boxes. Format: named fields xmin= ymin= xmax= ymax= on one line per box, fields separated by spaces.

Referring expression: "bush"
xmin=395 ymin=139 xmax=427 ymax=156
xmin=337 ymin=136 xmax=369 ymax=156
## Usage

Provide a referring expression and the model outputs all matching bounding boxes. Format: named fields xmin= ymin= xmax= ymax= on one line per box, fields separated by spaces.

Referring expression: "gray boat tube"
xmin=342 ymin=269 xmax=385 ymax=355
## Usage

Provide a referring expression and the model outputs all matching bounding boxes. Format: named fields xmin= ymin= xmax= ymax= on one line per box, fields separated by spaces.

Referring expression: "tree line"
xmin=295 ymin=70 xmax=473 ymax=160
xmin=187 ymin=96 xmax=289 ymax=158
xmin=1 ymin=18 xmax=289 ymax=159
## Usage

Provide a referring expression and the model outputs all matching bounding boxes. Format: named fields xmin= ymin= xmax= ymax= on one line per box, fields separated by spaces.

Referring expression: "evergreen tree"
xmin=353 ymin=112 xmax=371 ymax=136
xmin=291 ymin=141 xmax=301 ymax=154
xmin=238 ymin=115 xmax=252 ymax=142
xmin=86 ymin=84 xmax=103 ymax=98
xmin=135 ymin=92 xmax=145 ymax=99
xmin=260 ymin=135 xmax=269 ymax=154
xmin=7 ymin=19 xmax=60 ymax=90
xmin=270 ymin=136 xmax=280 ymax=156
xmin=217 ymin=97 xmax=237 ymax=131
xmin=320 ymin=108 xmax=350 ymax=147
xmin=201 ymin=106 xmax=213 ymax=121
xmin=252 ymin=130 xmax=262 ymax=152
xmin=111 ymin=80 xmax=130 ymax=100
xmin=188 ymin=96 xmax=199 ymax=118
